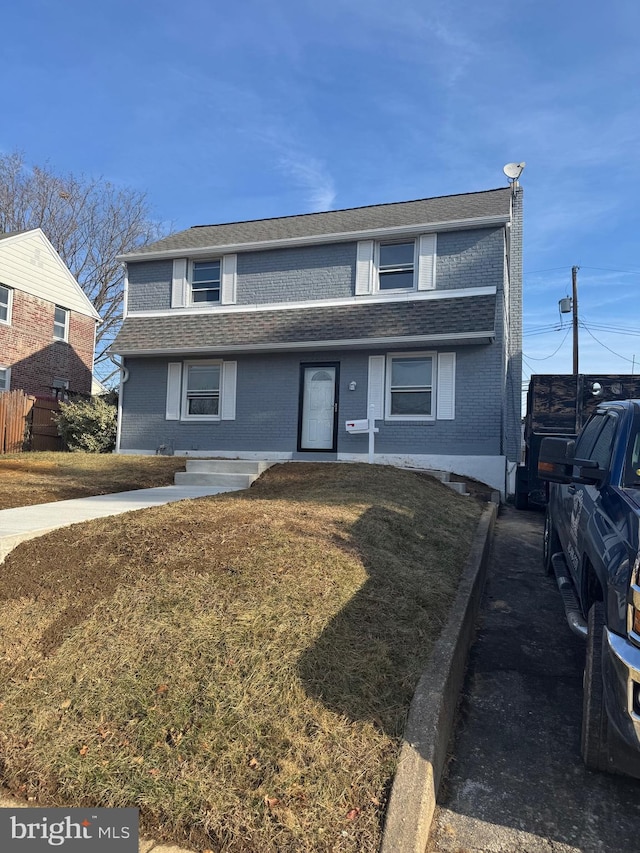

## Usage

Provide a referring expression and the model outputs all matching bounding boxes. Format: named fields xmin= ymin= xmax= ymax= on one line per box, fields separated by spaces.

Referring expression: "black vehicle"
xmin=538 ymin=400 xmax=640 ymax=776
xmin=515 ymin=374 xmax=640 ymax=509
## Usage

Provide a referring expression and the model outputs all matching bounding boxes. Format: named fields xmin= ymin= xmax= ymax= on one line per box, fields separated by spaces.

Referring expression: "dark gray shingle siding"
xmin=111 ymin=295 xmax=496 ymax=354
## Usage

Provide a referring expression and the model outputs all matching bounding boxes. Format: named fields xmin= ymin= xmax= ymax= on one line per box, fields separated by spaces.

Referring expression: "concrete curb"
xmin=380 ymin=500 xmax=498 ymax=853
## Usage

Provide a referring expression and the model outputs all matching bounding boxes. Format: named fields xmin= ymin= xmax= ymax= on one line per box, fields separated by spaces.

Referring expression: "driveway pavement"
xmin=428 ymin=505 xmax=640 ymax=853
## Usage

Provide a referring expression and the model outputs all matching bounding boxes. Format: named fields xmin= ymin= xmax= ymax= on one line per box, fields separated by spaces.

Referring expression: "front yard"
xmin=0 ymin=462 xmax=482 ymax=852
xmin=0 ymin=452 xmax=187 ymax=509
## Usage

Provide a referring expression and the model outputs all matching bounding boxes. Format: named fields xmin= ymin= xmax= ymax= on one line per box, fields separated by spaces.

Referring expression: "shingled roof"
xmin=122 ymin=188 xmax=511 ymax=259
xmin=111 ymin=294 xmax=495 ymax=355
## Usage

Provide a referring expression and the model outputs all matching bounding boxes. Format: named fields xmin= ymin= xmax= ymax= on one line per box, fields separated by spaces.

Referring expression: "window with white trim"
xmin=53 ymin=305 xmax=69 ymax=341
xmin=191 ymin=260 xmax=221 ymax=304
xmin=355 ymin=234 xmax=436 ymax=296
xmin=0 ymin=285 xmax=12 ymax=324
xmin=182 ymin=361 xmax=221 ymax=419
xmin=0 ymin=365 xmax=10 ymax=391
xmin=386 ymin=352 xmax=434 ymax=419
xmin=377 ymin=241 xmax=416 ymax=290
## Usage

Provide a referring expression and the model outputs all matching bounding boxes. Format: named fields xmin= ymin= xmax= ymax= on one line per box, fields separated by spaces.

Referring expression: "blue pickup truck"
xmin=538 ymin=399 xmax=640 ymax=777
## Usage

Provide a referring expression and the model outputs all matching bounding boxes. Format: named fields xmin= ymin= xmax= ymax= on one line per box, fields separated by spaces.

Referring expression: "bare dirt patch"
xmin=0 ymin=462 xmax=483 ymax=852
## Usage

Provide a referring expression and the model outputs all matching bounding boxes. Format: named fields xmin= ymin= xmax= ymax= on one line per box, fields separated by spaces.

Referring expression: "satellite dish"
xmin=503 ymin=162 xmax=526 ymax=180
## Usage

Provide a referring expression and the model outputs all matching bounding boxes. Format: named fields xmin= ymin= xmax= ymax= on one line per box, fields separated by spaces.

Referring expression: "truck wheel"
xmin=581 ymin=602 xmax=612 ymax=773
xmin=542 ymin=508 xmax=560 ymax=576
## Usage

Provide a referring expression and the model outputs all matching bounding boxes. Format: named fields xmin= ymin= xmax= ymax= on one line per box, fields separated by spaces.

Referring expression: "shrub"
xmin=55 ymin=396 xmax=117 ymax=453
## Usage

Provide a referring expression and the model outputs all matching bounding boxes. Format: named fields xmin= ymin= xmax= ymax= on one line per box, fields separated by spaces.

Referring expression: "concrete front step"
xmin=184 ymin=460 xmax=273 ymax=475
xmin=174 ymin=471 xmax=257 ymax=488
xmin=174 ymin=460 xmax=277 ymax=489
xmin=411 ymin=468 xmax=469 ymax=496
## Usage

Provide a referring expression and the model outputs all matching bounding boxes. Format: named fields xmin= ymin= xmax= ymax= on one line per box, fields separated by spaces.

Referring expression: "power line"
xmin=580 ymin=324 xmax=635 ymax=365
xmin=523 ymin=329 xmax=571 ymax=361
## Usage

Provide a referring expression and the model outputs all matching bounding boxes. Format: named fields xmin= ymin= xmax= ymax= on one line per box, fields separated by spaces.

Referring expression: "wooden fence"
xmin=0 ymin=390 xmax=62 ymax=453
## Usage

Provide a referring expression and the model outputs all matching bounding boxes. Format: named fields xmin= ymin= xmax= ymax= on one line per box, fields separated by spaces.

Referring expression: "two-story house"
xmin=112 ymin=186 xmax=522 ymax=496
xmin=0 ymin=229 xmax=100 ymax=398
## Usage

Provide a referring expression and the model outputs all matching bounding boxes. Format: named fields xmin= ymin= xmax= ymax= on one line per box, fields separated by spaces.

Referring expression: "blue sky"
xmin=3 ymin=0 xmax=640 ymax=395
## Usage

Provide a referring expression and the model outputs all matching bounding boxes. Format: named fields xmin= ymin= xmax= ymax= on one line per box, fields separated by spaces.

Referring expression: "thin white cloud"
xmin=277 ymin=153 xmax=336 ymax=211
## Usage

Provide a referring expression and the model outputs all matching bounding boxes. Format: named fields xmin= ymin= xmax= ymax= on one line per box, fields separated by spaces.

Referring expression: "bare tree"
xmin=0 ymin=152 xmax=164 ymax=383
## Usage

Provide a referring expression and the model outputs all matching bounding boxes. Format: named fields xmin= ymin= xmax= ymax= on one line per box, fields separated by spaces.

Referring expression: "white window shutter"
xmin=171 ymin=259 xmax=188 ymax=308
xmin=356 ymin=240 xmax=374 ymax=295
xmin=221 ymin=361 xmax=237 ymax=420
xmin=367 ymin=355 xmax=385 ymax=420
xmin=166 ymin=362 xmax=182 ymax=420
xmin=437 ymin=352 xmax=456 ymax=420
xmin=417 ymin=233 xmax=437 ymax=291
xmin=221 ymin=254 xmax=237 ymax=305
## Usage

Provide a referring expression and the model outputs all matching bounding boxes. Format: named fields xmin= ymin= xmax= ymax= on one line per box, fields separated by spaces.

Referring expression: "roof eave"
xmin=110 ymin=330 xmax=495 ymax=357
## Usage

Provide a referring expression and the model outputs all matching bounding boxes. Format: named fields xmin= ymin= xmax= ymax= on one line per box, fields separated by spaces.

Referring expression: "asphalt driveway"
xmin=428 ymin=505 xmax=640 ymax=853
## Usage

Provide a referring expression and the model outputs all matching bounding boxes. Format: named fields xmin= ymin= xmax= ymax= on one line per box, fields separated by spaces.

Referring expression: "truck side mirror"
xmin=538 ymin=437 xmax=576 ymax=484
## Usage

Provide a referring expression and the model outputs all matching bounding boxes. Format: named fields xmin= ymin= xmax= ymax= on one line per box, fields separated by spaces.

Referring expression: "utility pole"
xmin=572 ymin=265 xmax=579 ymax=375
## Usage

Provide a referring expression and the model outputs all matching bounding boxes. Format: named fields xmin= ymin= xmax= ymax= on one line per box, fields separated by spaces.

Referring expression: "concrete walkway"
xmin=0 ymin=485 xmax=232 ymax=562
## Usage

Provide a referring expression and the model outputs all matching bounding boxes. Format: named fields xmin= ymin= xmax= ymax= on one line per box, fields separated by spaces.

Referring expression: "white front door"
xmin=300 ymin=366 xmax=337 ymax=450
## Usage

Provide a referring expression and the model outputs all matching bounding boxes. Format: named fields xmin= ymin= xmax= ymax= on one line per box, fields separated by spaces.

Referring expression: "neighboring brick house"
xmin=112 ymin=186 xmax=523 ymax=496
xmin=0 ymin=229 xmax=100 ymax=399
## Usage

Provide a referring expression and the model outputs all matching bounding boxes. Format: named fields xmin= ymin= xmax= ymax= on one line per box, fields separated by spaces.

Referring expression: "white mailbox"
xmin=345 ymin=419 xmax=370 ymax=434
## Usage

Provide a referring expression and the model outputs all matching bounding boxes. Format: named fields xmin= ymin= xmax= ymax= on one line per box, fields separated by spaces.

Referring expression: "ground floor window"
xmin=182 ymin=361 xmax=221 ymax=419
xmin=386 ymin=352 xmax=434 ymax=419
xmin=0 ymin=365 xmax=10 ymax=391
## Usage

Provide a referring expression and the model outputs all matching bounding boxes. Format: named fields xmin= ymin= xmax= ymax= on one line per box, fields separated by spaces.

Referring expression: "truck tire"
xmin=543 ymin=508 xmax=560 ymax=576
xmin=581 ymin=602 xmax=612 ymax=773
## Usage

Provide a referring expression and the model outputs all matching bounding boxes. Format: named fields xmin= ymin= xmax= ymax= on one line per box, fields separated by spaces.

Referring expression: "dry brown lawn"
xmin=0 ymin=462 xmax=483 ymax=852
xmin=0 ymin=452 xmax=187 ymax=509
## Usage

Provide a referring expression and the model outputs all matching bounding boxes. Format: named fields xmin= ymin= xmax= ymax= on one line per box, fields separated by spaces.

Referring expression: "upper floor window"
xmin=0 ymin=284 xmax=12 ymax=324
xmin=386 ymin=352 xmax=434 ymax=419
xmin=0 ymin=365 xmax=10 ymax=391
xmin=191 ymin=260 xmax=221 ymax=304
xmin=53 ymin=306 xmax=69 ymax=341
xmin=378 ymin=242 xmax=415 ymax=290
xmin=356 ymin=234 xmax=436 ymax=296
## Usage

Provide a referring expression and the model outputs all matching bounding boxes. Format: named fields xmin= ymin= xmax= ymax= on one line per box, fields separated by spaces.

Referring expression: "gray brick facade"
xmin=237 ymin=243 xmax=356 ymax=304
xmin=119 ymin=347 xmax=501 ymax=458
xmin=116 ymin=185 xmax=522 ymax=495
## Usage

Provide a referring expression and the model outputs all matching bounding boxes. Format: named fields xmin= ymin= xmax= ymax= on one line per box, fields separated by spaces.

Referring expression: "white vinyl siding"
xmin=0 ymin=230 xmax=98 ymax=319
xmin=0 ymin=284 xmax=12 ymax=324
